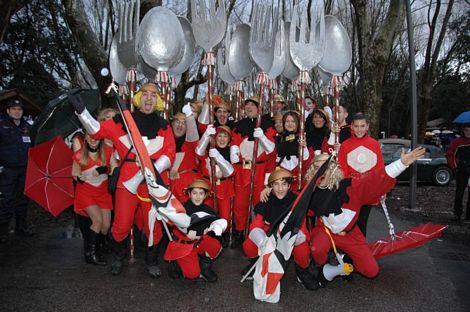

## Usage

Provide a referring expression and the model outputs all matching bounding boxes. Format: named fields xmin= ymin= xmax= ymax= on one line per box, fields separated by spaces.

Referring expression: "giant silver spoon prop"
xmin=319 ymin=15 xmax=352 ymax=145
xmin=289 ymin=3 xmax=325 ymax=191
xmin=137 ymin=6 xmax=185 ymax=120
xmin=191 ymin=0 xmax=227 ymax=209
xmin=110 ymin=33 xmax=129 ymax=97
xmin=228 ymin=24 xmax=255 ymax=121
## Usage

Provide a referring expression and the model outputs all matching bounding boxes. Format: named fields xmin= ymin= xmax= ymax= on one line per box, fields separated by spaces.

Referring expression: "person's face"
xmin=271 ymin=179 xmax=290 ymax=199
xmin=6 ymin=106 xmax=23 ymax=120
xmin=304 ymin=98 xmax=315 ymax=112
xmin=189 ymin=188 xmax=207 ymax=206
xmin=215 ymin=108 xmax=229 ymax=125
xmin=313 ymin=113 xmax=326 ymax=128
xmin=463 ymin=127 xmax=470 ymax=139
xmin=274 ymin=119 xmax=283 ymax=133
xmin=245 ymin=101 xmax=258 ymax=118
xmin=104 ymin=111 xmax=116 ymax=121
xmin=352 ymin=119 xmax=369 ymax=138
xmin=284 ymin=115 xmax=298 ymax=133
xmin=333 ymin=106 xmax=348 ymax=124
xmin=172 ymin=118 xmax=186 ymax=138
xmin=85 ymin=134 xmax=100 ymax=149
xmin=215 ymin=131 xmax=230 ymax=148
xmin=140 ymin=91 xmax=157 ymax=114
xmin=272 ymin=101 xmax=285 ymax=114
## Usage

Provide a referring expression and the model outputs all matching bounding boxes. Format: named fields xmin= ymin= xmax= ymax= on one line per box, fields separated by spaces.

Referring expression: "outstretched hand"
xmin=400 ymin=146 xmax=425 ymax=166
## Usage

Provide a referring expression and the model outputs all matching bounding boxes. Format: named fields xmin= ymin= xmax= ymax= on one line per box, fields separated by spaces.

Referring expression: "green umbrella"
xmin=30 ymin=89 xmax=101 ymax=145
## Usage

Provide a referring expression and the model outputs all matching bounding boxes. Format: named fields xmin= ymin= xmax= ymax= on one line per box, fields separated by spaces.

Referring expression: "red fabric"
xmin=338 ymin=133 xmax=384 ymax=179
xmin=310 ymin=225 xmax=379 ymax=278
xmin=170 ymin=141 xmax=201 ymax=202
xmin=72 ymin=145 xmax=113 ymax=215
xmin=445 ymin=136 xmax=470 ymax=169
xmin=90 ymin=118 xmax=175 ymax=186
xmin=111 ymin=185 xmax=162 ymax=244
xmin=164 ymin=228 xmax=222 ymax=280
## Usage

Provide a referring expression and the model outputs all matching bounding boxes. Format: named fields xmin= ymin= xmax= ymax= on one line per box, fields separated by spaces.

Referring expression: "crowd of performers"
xmin=69 ymin=82 xmax=425 ymax=294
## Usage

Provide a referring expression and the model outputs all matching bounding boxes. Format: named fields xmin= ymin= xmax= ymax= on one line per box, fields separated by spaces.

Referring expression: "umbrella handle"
xmin=380 ymin=197 xmax=396 ymax=239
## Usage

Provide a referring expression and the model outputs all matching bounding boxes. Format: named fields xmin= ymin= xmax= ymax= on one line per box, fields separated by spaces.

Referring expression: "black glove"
xmin=95 ymin=166 xmax=109 ymax=175
xmin=69 ymin=94 xmax=85 ymax=114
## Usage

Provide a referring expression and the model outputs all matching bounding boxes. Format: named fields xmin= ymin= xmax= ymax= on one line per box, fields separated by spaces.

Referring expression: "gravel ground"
xmin=386 ymin=181 xmax=470 ymax=245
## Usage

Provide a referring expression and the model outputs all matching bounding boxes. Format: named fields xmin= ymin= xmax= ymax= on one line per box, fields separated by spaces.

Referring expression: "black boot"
xmin=240 ymin=257 xmax=258 ymax=280
xmin=95 ymin=233 xmax=108 ymax=262
xmin=199 ymin=254 xmax=218 ymax=282
xmin=221 ymin=233 xmax=230 ymax=248
xmin=295 ymin=263 xmax=319 ymax=291
xmin=168 ymin=261 xmax=182 ymax=279
xmin=15 ymin=217 xmax=33 ymax=237
xmin=316 ymin=265 xmax=328 ymax=288
xmin=86 ymin=230 xmax=107 ymax=266
xmin=145 ymin=246 xmax=161 ymax=278
xmin=230 ymin=231 xmax=244 ymax=249
xmin=111 ymin=238 xmax=127 ymax=275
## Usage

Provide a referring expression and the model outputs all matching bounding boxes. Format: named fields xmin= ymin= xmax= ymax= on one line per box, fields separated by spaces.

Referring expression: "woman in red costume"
xmin=72 ymin=133 xmax=116 ymax=265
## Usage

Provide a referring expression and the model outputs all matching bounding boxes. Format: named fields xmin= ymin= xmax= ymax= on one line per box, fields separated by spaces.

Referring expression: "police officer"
xmin=0 ymin=99 xmax=33 ymax=242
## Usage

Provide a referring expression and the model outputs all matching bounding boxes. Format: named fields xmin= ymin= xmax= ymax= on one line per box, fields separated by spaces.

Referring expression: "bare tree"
xmin=350 ymin=0 xmax=406 ymax=137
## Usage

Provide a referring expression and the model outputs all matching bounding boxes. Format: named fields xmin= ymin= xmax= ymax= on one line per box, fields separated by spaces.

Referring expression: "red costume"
xmin=231 ymin=118 xmax=276 ymax=231
xmin=243 ymin=191 xmax=311 ymax=269
xmin=170 ymin=139 xmax=201 ymax=203
xmin=310 ymin=162 xmax=403 ymax=278
xmin=90 ymin=112 xmax=175 ymax=244
xmin=338 ymin=133 xmax=383 ymax=179
xmin=164 ymin=201 xmax=225 ymax=280
xmin=321 ymin=125 xmax=351 ymax=154
xmin=72 ymin=145 xmax=113 ymax=216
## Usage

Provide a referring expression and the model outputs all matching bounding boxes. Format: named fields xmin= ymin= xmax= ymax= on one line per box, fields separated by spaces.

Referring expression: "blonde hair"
xmin=305 ymin=153 xmax=343 ymax=189
xmin=98 ymin=108 xmax=118 ymax=121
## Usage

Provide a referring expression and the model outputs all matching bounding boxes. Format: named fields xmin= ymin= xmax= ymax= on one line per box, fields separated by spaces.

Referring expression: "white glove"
xmin=122 ymin=170 xmax=144 ymax=194
xmin=230 ymin=145 xmax=240 ymax=164
xmin=76 ymin=108 xmax=100 ymax=134
xmin=209 ymin=148 xmax=221 ymax=159
xmin=153 ymin=155 xmax=171 ymax=173
xmin=254 ymin=128 xmax=274 ymax=153
xmin=205 ymin=124 xmax=216 ymax=136
xmin=182 ymin=102 xmax=192 ymax=117
xmin=209 ymin=148 xmax=234 ymax=177
xmin=249 ymin=228 xmax=267 ymax=248
xmin=253 ymin=127 xmax=264 ymax=138
xmin=208 ymin=218 xmax=227 ymax=236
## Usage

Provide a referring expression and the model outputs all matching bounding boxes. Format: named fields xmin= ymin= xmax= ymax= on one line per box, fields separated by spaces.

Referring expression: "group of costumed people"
xmin=68 ymin=82 xmax=425 ymax=299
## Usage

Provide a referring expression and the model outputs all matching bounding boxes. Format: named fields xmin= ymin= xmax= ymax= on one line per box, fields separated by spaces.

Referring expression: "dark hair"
xmin=269 ymin=177 xmax=293 ymax=187
xmin=305 ymin=95 xmax=316 ymax=104
xmin=351 ymin=112 xmax=368 ymax=123
xmin=282 ymin=111 xmax=300 ymax=133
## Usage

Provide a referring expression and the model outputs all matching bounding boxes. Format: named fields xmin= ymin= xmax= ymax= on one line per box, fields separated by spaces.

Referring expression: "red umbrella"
xmin=369 ymin=199 xmax=447 ymax=259
xmin=24 ymin=136 xmax=74 ymax=216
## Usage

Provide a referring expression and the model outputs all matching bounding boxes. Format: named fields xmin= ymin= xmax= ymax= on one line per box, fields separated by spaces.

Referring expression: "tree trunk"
xmin=0 ymin=0 xmax=27 ymax=43
xmin=351 ymin=0 xmax=405 ymax=138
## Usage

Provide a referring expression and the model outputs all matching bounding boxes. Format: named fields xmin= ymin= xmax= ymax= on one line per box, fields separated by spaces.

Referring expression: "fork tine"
xmin=201 ymin=0 xmax=208 ymax=23
xmin=309 ymin=6 xmax=317 ymax=44
xmin=134 ymin=0 xmax=140 ymax=37
xmin=299 ymin=8 xmax=307 ymax=44
xmin=259 ymin=4 xmax=267 ymax=43
xmin=250 ymin=3 xmax=259 ymax=43
xmin=128 ymin=0 xmax=135 ymax=40
xmin=209 ymin=0 xmax=216 ymax=23
xmin=216 ymin=0 xmax=226 ymax=20
xmin=118 ymin=3 xmax=124 ymax=43
xmin=290 ymin=4 xmax=298 ymax=43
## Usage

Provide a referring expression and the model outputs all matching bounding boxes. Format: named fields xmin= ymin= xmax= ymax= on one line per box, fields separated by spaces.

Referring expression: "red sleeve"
xmin=445 ymin=138 xmax=459 ymax=169
xmin=88 ymin=119 xmax=118 ymax=140
xmin=338 ymin=141 xmax=350 ymax=177
xmin=156 ymin=126 xmax=176 ymax=163
xmin=249 ymin=214 xmax=266 ymax=231
xmin=353 ymin=167 xmax=396 ymax=205
xmin=321 ymin=136 xmax=333 ymax=154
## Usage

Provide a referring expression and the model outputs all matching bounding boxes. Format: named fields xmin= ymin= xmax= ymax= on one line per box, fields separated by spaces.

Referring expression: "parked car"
xmin=379 ymin=138 xmax=453 ymax=186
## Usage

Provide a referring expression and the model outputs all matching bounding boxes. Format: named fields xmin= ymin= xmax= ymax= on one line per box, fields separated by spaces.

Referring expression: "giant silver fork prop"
xmin=289 ymin=2 xmax=325 ymax=191
xmin=246 ymin=3 xmax=278 ymax=232
xmin=191 ymin=0 xmax=227 ymax=210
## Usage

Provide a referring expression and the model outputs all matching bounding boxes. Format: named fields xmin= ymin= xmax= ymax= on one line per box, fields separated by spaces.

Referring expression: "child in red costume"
xmin=164 ymin=180 xmax=227 ymax=282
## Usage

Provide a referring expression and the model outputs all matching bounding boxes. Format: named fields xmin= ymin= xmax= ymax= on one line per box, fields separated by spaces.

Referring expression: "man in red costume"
xmin=338 ymin=113 xmax=384 ymax=237
xmin=230 ymin=96 xmax=276 ymax=247
xmin=446 ymin=125 xmax=470 ymax=221
xmin=169 ymin=104 xmax=201 ymax=203
xmin=71 ymin=83 xmax=175 ymax=277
